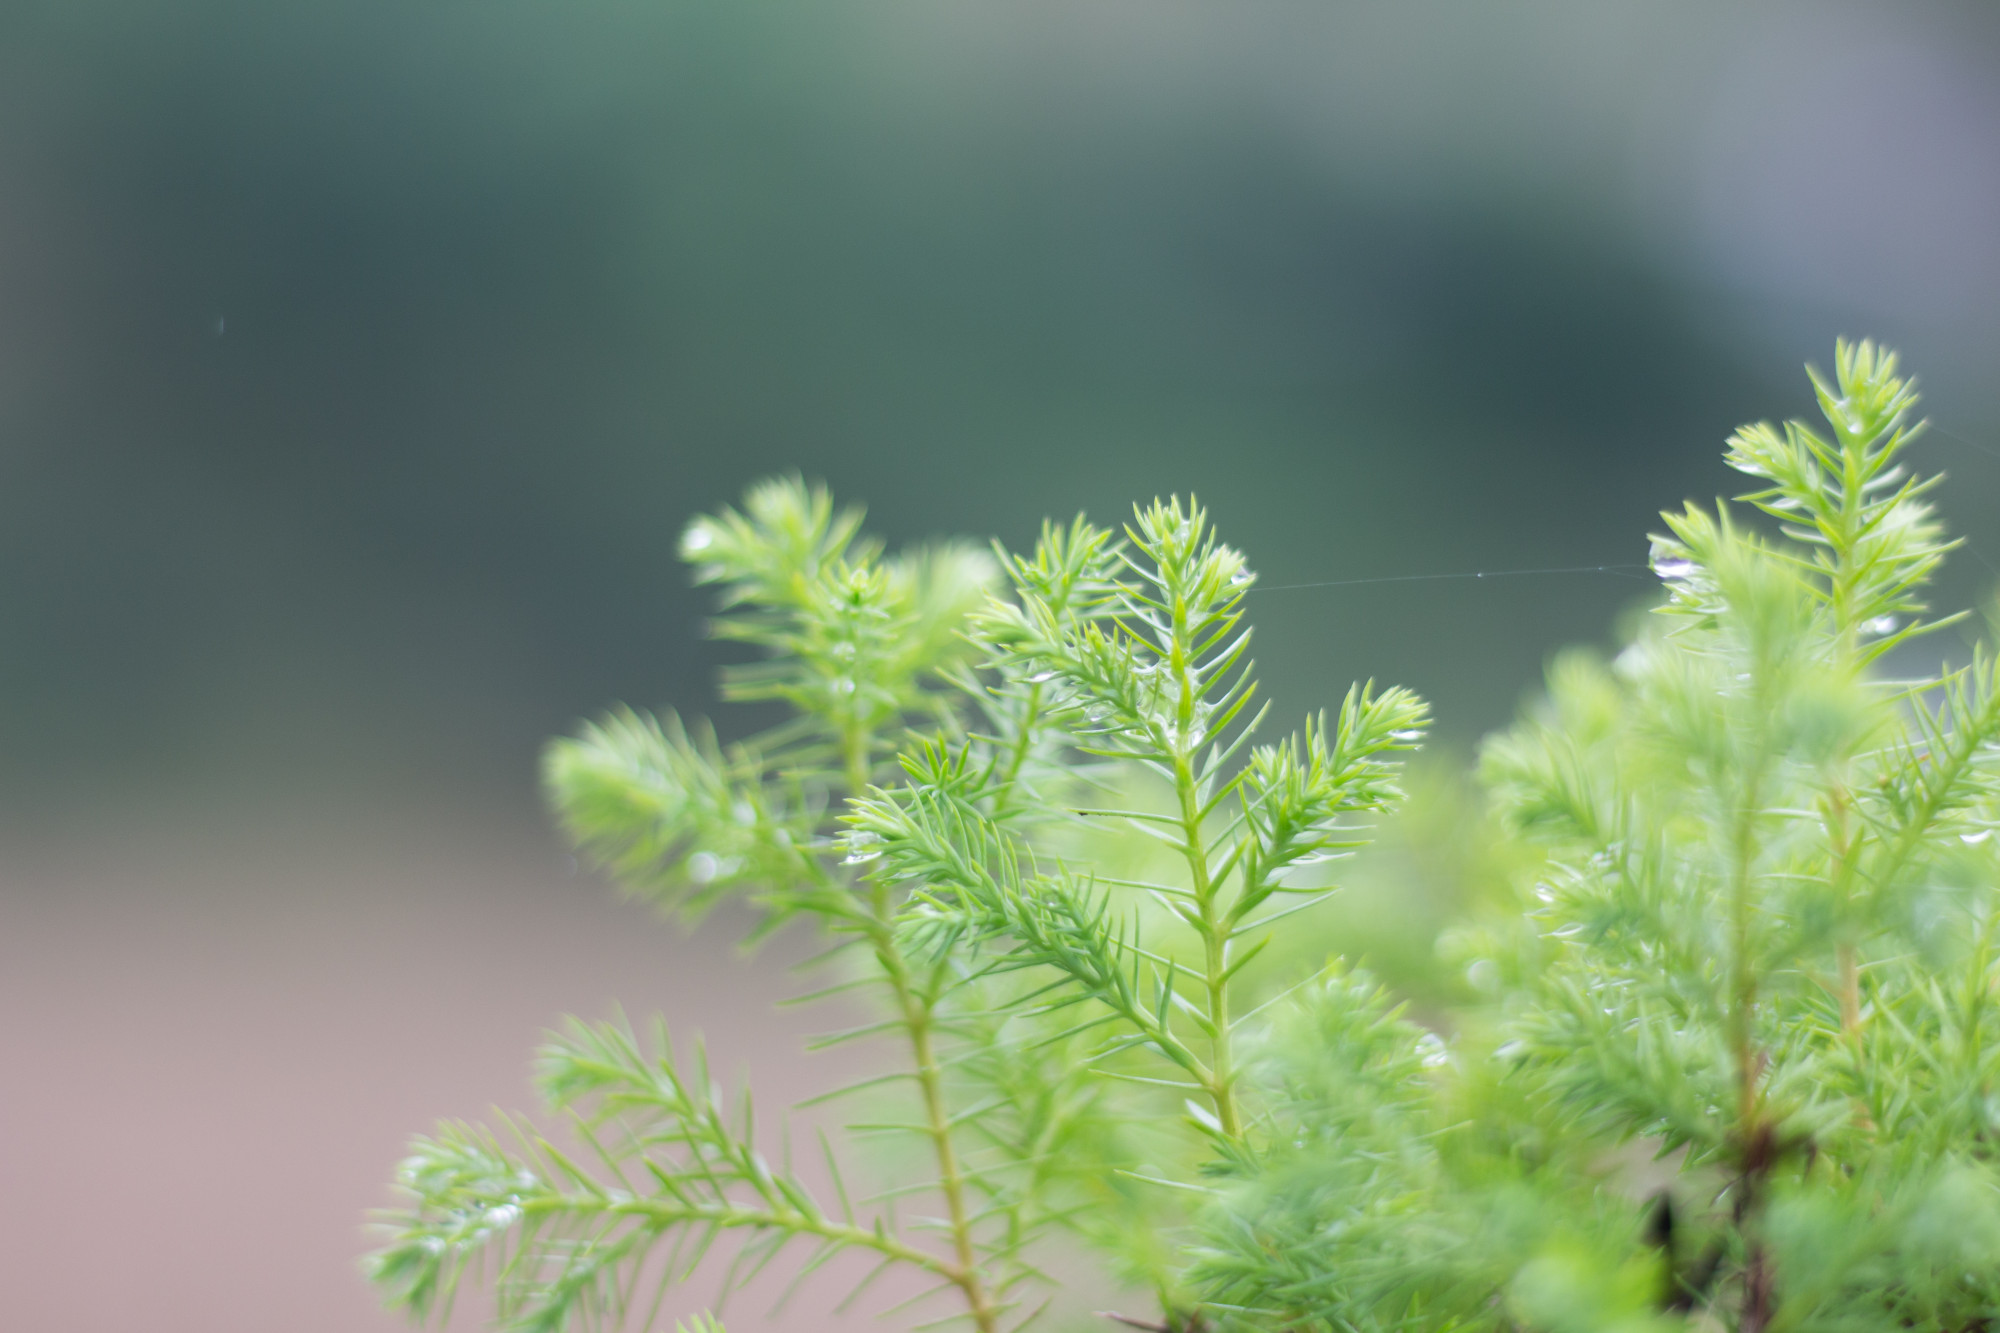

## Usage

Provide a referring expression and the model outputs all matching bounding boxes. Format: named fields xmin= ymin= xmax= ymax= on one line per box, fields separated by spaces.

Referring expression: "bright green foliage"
xmin=370 ymin=344 xmax=2000 ymax=1333
xmin=542 ymin=477 xmax=993 ymax=933
xmin=846 ymin=500 xmax=1428 ymax=1326
xmin=370 ymin=477 xmax=1119 ymax=1333
xmin=849 ymin=499 xmax=1426 ymax=1148
xmin=1195 ymin=342 xmax=2000 ymax=1333
xmin=366 ymin=476 xmax=1427 ymax=1332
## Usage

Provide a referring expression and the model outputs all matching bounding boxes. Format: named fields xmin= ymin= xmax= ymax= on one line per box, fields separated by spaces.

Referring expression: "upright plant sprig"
xmin=1474 ymin=342 xmax=2000 ymax=1331
xmin=1185 ymin=343 xmax=2000 ymax=1333
xmin=1695 ymin=342 xmax=1963 ymax=1053
xmin=1647 ymin=342 xmax=1971 ymax=1076
xmin=851 ymin=497 xmax=1427 ymax=1168
xmin=367 ymin=477 xmax=1105 ymax=1333
xmin=1717 ymin=339 xmax=1956 ymax=663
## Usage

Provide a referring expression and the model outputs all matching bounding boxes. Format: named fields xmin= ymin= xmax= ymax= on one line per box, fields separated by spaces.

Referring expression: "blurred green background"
xmin=4 ymin=2 xmax=1999 ymax=1329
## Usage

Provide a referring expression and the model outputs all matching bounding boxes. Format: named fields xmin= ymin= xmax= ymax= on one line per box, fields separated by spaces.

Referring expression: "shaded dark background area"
xmin=4 ymin=2 xmax=2000 ymax=1329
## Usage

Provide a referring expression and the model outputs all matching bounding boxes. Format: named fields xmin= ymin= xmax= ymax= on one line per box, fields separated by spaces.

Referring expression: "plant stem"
xmin=1821 ymin=779 xmax=1865 ymax=1048
xmin=1837 ymin=944 xmax=1862 ymax=1044
xmin=1828 ymin=787 xmax=1873 ymax=1135
xmin=869 ymin=887 xmax=1001 ymax=1333
xmin=523 ymin=1193 xmax=963 ymax=1284
xmin=1166 ymin=593 xmax=1239 ymax=1140
xmin=843 ymin=726 xmax=872 ymax=804
xmin=1726 ymin=739 xmax=1778 ymax=1333
xmin=1175 ymin=751 xmax=1238 ymax=1139
xmin=991 ymin=681 xmax=1046 ymax=821
xmin=1965 ymin=914 xmax=1995 ymax=1091
xmin=844 ymin=720 xmax=1000 ymax=1333
xmin=1728 ymin=805 xmax=1760 ymax=1141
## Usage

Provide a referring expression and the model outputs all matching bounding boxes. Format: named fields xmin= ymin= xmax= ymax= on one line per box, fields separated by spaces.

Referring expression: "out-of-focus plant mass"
xmin=368 ymin=343 xmax=2000 ymax=1333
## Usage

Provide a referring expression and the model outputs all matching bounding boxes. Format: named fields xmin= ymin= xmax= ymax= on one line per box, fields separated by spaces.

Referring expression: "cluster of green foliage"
xmin=368 ymin=342 xmax=2000 ymax=1333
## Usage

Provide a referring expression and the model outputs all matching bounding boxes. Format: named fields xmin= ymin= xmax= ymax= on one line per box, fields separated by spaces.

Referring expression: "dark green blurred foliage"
xmin=22 ymin=0 xmax=2000 ymax=834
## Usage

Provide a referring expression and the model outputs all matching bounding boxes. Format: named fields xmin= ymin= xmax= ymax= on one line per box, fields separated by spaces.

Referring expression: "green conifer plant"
xmin=1195 ymin=342 xmax=2000 ymax=1333
xmin=369 ymin=342 xmax=2000 ymax=1333
xmin=366 ymin=476 xmax=1425 ymax=1332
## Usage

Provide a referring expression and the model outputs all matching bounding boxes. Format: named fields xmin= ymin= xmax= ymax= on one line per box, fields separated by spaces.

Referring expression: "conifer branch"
xmin=856 ymin=497 xmax=1425 ymax=1172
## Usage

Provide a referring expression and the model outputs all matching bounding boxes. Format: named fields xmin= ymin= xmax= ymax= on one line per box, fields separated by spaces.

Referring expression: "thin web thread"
xmin=1929 ymin=422 xmax=2000 ymax=465
xmin=1250 ymin=421 xmax=2000 ymax=594
xmin=1254 ymin=564 xmax=1651 ymax=594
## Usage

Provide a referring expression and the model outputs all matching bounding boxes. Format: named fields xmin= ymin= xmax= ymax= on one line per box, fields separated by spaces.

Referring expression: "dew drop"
xmin=1389 ymin=729 xmax=1424 ymax=743
xmin=1963 ymin=830 xmax=1992 ymax=846
xmin=1654 ymin=558 xmax=1696 ymax=580
xmin=1027 ymin=670 xmax=1059 ymax=684
xmin=688 ymin=851 xmax=722 ymax=883
xmin=683 ymin=526 xmax=714 ymax=553
xmin=1229 ymin=570 xmax=1254 ymax=588
xmin=1864 ymin=615 xmax=1899 ymax=636
xmin=841 ymin=833 xmax=885 ymax=865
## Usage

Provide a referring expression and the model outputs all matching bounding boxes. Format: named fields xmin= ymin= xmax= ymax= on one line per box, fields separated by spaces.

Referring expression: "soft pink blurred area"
xmin=0 ymin=802 xmax=961 ymax=1333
